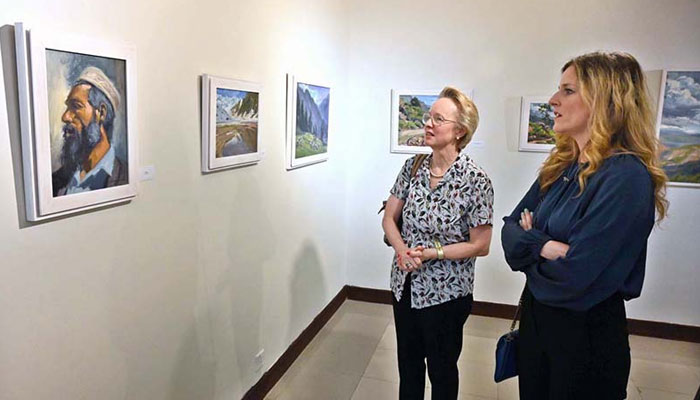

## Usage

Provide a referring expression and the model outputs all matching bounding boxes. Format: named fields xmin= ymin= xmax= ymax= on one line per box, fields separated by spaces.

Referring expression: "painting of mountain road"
xmin=216 ymin=88 xmax=259 ymax=158
xmin=296 ymin=83 xmax=329 ymax=158
xmin=659 ymin=71 xmax=700 ymax=185
xmin=398 ymin=94 xmax=437 ymax=147
xmin=527 ymin=102 xmax=556 ymax=145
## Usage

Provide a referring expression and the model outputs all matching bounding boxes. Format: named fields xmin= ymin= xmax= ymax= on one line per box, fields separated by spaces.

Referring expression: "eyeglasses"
xmin=422 ymin=112 xmax=457 ymax=127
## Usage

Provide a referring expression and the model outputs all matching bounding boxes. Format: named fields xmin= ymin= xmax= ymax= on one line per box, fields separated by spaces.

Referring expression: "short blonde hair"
xmin=439 ymin=86 xmax=479 ymax=150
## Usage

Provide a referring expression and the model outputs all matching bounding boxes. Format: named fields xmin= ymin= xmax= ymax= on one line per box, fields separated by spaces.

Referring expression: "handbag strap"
xmin=379 ymin=154 xmax=428 ymax=214
xmin=509 ymin=286 xmax=527 ymax=333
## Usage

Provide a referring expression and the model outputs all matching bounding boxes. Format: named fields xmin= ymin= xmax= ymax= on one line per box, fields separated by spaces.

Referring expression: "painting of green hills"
xmin=658 ymin=71 xmax=700 ymax=186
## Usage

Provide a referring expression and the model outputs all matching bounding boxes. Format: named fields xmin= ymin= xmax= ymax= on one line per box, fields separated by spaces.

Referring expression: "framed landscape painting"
xmin=390 ymin=88 xmax=474 ymax=154
xmin=519 ymin=96 xmax=556 ymax=153
xmin=656 ymin=70 xmax=700 ymax=187
xmin=14 ymin=23 xmax=138 ymax=221
xmin=286 ymin=74 xmax=330 ymax=169
xmin=201 ymin=75 xmax=262 ymax=172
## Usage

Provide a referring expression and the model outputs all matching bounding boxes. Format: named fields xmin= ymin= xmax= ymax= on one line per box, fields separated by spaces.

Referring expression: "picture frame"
xmin=390 ymin=89 xmax=439 ymax=154
xmin=201 ymin=75 xmax=262 ymax=172
xmin=15 ymin=23 xmax=138 ymax=221
xmin=285 ymin=74 xmax=330 ymax=170
xmin=655 ymin=70 xmax=700 ymax=188
xmin=390 ymin=88 xmax=475 ymax=154
xmin=518 ymin=96 xmax=556 ymax=153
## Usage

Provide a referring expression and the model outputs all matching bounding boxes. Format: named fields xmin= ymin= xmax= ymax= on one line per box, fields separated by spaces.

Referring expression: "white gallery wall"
xmin=0 ymin=0 xmax=697 ymax=399
xmin=344 ymin=0 xmax=700 ymax=327
xmin=0 ymin=0 xmax=354 ymax=399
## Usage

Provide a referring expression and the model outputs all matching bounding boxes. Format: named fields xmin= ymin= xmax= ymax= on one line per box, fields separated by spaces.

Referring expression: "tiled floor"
xmin=265 ymin=300 xmax=700 ymax=399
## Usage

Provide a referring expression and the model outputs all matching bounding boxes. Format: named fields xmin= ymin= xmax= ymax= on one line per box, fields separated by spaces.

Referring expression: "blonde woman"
xmin=383 ymin=87 xmax=493 ymax=399
xmin=501 ymin=52 xmax=668 ymax=399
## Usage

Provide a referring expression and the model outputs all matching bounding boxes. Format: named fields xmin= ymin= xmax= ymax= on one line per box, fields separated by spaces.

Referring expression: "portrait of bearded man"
xmin=52 ymin=66 xmax=128 ymax=196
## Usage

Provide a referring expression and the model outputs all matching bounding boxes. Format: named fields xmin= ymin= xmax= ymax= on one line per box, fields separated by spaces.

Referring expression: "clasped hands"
xmin=396 ymin=246 xmax=436 ymax=272
xmin=519 ymin=208 xmax=570 ymax=261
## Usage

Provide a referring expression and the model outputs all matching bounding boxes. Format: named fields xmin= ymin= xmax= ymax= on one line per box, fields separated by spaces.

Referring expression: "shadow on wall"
xmin=288 ymin=239 xmax=327 ymax=344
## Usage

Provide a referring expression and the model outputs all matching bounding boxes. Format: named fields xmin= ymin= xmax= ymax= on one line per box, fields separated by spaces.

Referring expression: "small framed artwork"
xmin=519 ymin=96 xmax=556 ymax=153
xmin=201 ymin=75 xmax=262 ymax=172
xmin=656 ymin=70 xmax=700 ymax=187
xmin=285 ymin=74 xmax=330 ymax=169
xmin=14 ymin=23 xmax=138 ymax=221
xmin=390 ymin=89 xmax=475 ymax=154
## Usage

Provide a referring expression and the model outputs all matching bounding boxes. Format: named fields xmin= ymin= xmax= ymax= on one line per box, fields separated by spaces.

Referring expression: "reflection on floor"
xmin=265 ymin=300 xmax=700 ymax=399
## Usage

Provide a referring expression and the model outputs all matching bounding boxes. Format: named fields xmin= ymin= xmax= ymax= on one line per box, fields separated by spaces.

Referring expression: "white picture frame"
xmin=201 ymin=75 xmax=263 ymax=172
xmin=519 ymin=96 xmax=556 ymax=153
xmin=655 ymin=70 xmax=700 ymax=188
xmin=15 ymin=23 xmax=138 ymax=221
xmin=285 ymin=74 xmax=330 ymax=170
xmin=390 ymin=88 xmax=474 ymax=154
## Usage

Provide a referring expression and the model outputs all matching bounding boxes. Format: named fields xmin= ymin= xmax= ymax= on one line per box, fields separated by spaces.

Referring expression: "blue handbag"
xmin=494 ymin=289 xmax=525 ymax=383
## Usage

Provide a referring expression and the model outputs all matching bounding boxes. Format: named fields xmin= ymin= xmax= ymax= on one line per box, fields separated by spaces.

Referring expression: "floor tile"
xmin=629 ymin=335 xmax=700 ymax=367
xmin=269 ymin=367 xmax=361 ymax=400
xmin=460 ymin=335 xmax=498 ymax=365
xmin=350 ymin=377 xmax=398 ymax=399
xmin=363 ymin=347 xmax=400 ymax=383
xmin=496 ymin=376 xmax=518 ymax=400
xmin=630 ymin=358 xmax=700 ymax=394
xmin=638 ymin=387 xmax=695 ymax=400
xmin=341 ymin=300 xmax=394 ymax=319
xmin=457 ymin=359 xmax=499 ymax=398
xmin=377 ymin=324 xmax=397 ymax=350
xmin=463 ymin=315 xmax=512 ymax=339
xmin=626 ymin=380 xmax=643 ymax=400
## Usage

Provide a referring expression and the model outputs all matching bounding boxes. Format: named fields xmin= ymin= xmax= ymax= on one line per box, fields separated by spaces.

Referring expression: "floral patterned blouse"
xmin=390 ymin=151 xmax=494 ymax=309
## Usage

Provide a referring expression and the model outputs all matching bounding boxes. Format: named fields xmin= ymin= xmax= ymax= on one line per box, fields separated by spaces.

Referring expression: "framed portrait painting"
xmin=656 ymin=70 xmax=700 ymax=187
xmin=15 ymin=23 xmax=138 ymax=221
xmin=390 ymin=88 xmax=474 ymax=154
xmin=285 ymin=74 xmax=330 ymax=170
xmin=201 ymin=75 xmax=262 ymax=172
xmin=519 ymin=96 xmax=556 ymax=153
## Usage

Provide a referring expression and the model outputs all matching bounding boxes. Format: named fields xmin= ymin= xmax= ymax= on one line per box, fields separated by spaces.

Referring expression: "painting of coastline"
xmin=398 ymin=94 xmax=437 ymax=147
xmin=658 ymin=71 xmax=700 ymax=186
xmin=295 ymin=82 xmax=329 ymax=158
xmin=216 ymin=88 xmax=258 ymax=158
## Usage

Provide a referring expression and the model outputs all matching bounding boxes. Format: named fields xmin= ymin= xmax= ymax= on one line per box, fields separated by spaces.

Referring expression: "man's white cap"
xmin=76 ymin=66 xmax=120 ymax=111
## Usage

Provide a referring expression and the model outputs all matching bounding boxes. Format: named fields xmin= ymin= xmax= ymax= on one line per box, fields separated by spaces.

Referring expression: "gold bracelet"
xmin=433 ymin=239 xmax=444 ymax=260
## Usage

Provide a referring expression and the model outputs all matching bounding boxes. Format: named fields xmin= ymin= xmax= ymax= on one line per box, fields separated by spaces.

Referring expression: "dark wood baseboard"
xmin=346 ymin=285 xmax=392 ymax=304
xmin=348 ymin=286 xmax=700 ymax=343
xmin=241 ymin=286 xmax=348 ymax=400
xmin=244 ymin=284 xmax=699 ymax=399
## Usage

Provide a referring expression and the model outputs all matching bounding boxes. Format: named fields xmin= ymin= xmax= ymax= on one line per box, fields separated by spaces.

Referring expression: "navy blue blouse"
xmin=501 ymin=154 xmax=655 ymax=311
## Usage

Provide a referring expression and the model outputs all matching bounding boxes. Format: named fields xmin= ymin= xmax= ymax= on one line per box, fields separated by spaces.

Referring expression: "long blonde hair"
xmin=539 ymin=52 xmax=668 ymax=221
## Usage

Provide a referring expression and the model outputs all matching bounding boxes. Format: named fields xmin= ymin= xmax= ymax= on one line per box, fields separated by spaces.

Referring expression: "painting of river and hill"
xmin=216 ymin=88 xmax=259 ymax=158
xmin=398 ymin=94 xmax=437 ymax=146
xmin=295 ymin=83 xmax=329 ymax=158
xmin=527 ymin=102 xmax=556 ymax=145
xmin=658 ymin=71 xmax=700 ymax=186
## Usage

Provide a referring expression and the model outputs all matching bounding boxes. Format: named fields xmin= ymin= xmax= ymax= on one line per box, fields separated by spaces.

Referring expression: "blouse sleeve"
xmin=524 ymin=166 xmax=654 ymax=309
xmin=389 ymin=157 xmax=415 ymax=201
xmin=501 ymin=180 xmax=552 ymax=271
xmin=464 ymin=173 xmax=494 ymax=228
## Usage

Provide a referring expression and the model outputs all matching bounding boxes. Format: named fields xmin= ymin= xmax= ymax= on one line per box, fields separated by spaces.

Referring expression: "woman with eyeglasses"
xmin=382 ymin=86 xmax=494 ymax=399
xmin=501 ymin=52 xmax=668 ymax=399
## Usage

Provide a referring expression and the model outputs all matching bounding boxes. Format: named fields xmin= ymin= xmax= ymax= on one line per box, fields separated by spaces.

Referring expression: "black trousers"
xmin=392 ymin=275 xmax=473 ymax=400
xmin=518 ymin=287 xmax=631 ymax=400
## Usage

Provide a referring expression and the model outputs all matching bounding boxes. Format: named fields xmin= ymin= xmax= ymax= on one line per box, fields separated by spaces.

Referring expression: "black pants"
xmin=392 ymin=275 xmax=473 ymax=400
xmin=518 ymin=287 xmax=631 ymax=400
